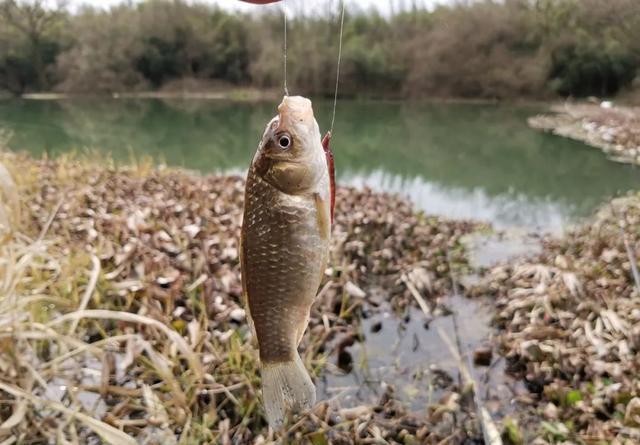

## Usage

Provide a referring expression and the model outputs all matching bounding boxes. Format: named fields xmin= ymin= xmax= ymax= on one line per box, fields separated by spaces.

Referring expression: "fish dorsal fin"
xmin=321 ymin=131 xmax=335 ymax=224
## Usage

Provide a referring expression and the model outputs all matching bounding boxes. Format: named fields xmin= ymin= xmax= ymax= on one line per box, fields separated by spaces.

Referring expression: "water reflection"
xmin=344 ymin=169 xmax=573 ymax=231
xmin=318 ymin=295 xmax=507 ymax=412
xmin=0 ymin=98 xmax=638 ymax=230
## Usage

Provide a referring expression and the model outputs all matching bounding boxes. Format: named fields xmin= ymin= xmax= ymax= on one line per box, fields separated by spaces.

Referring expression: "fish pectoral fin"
xmin=261 ymin=354 xmax=316 ymax=429
xmin=314 ymin=193 xmax=331 ymax=241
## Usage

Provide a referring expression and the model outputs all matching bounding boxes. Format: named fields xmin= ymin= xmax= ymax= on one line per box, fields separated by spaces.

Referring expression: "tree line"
xmin=1 ymin=0 xmax=639 ymax=100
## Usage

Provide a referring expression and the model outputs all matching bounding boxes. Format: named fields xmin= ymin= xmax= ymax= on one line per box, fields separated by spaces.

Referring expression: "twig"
xmin=315 ymin=280 xmax=333 ymax=302
xmin=0 ymin=399 xmax=27 ymax=431
xmin=436 ymin=328 xmax=472 ymax=384
xmin=79 ymin=385 xmax=142 ymax=398
xmin=468 ymin=355 xmax=503 ymax=445
xmin=437 ymin=328 xmax=502 ymax=445
xmin=436 ymin=432 xmax=460 ymax=445
xmin=47 ymin=309 xmax=204 ymax=379
xmin=622 ymin=228 xmax=640 ymax=294
xmin=446 ymin=252 xmax=464 ymax=385
xmin=442 ymin=252 xmax=502 ymax=445
xmin=68 ymin=255 xmax=100 ymax=335
xmin=0 ymin=437 xmax=17 ymax=445
xmin=40 ymin=333 xmax=138 ymax=370
xmin=614 ymin=208 xmax=640 ymax=296
xmin=210 ymin=382 xmax=245 ymax=394
xmin=0 ymin=381 xmax=137 ymax=445
xmin=400 ymin=273 xmax=431 ymax=319
xmin=37 ymin=197 xmax=63 ymax=242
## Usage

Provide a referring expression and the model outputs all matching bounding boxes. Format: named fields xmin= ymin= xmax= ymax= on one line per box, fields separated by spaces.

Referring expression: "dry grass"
xmin=473 ymin=193 xmax=640 ymax=444
xmin=8 ymin=139 xmax=636 ymax=444
xmin=0 ymin=149 xmax=481 ymax=444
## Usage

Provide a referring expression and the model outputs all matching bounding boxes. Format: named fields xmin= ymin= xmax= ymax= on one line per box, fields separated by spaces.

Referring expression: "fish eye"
xmin=277 ymin=133 xmax=291 ymax=150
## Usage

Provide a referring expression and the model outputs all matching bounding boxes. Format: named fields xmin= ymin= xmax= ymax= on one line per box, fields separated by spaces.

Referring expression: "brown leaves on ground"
xmin=0 ymin=152 xmax=479 ymax=444
xmin=473 ymin=193 xmax=640 ymax=443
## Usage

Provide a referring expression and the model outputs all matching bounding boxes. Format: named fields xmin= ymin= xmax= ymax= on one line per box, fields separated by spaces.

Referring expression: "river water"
xmin=2 ymin=98 xmax=638 ymax=232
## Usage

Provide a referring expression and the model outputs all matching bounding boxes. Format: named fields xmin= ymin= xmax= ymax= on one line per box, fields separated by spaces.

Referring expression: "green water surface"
xmin=1 ymin=98 xmax=638 ymax=230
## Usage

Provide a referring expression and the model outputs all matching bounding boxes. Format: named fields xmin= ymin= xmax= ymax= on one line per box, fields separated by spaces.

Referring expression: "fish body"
xmin=240 ymin=96 xmax=332 ymax=428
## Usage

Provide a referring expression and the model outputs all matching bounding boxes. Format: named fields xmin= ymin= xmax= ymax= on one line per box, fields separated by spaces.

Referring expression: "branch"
xmin=0 ymin=1 xmax=32 ymax=35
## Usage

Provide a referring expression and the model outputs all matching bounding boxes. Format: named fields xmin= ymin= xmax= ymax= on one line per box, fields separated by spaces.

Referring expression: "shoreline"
xmin=17 ymin=88 xmax=281 ymax=102
xmin=10 ymin=91 xmax=640 ymax=115
xmin=7 ymin=90 xmax=574 ymax=107
xmin=529 ymin=103 xmax=640 ymax=166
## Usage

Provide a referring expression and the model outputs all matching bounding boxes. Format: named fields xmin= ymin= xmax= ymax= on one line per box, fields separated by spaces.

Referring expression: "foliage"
xmin=0 ymin=0 xmax=639 ymax=99
xmin=0 ymin=0 xmax=69 ymax=94
xmin=403 ymin=1 xmax=548 ymax=99
xmin=54 ymin=6 xmax=147 ymax=93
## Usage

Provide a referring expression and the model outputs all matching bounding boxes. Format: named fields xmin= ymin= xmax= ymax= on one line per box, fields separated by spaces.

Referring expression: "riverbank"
xmin=0 ymin=151 xmax=485 ymax=444
xmin=2 ymin=150 xmax=639 ymax=444
xmin=13 ymin=91 xmax=551 ymax=106
xmin=529 ymin=103 xmax=640 ymax=166
xmin=472 ymin=193 xmax=640 ymax=443
xmin=20 ymin=86 xmax=280 ymax=102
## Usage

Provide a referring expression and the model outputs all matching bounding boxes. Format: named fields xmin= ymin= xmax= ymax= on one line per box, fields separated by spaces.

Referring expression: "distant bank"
xmin=530 ymin=103 xmax=640 ymax=167
xmin=18 ymin=87 xmax=280 ymax=102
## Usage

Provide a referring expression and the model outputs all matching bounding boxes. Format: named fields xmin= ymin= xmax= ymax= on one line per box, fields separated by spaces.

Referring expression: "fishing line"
xmin=283 ymin=1 xmax=289 ymax=96
xmin=281 ymin=0 xmax=344 ymax=132
xmin=330 ymin=0 xmax=346 ymax=135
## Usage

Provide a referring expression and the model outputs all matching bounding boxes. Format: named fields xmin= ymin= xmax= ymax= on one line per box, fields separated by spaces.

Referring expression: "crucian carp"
xmin=240 ymin=95 xmax=335 ymax=429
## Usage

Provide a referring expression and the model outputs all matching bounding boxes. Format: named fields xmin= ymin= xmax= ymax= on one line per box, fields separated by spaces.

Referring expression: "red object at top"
xmin=321 ymin=132 xmax=336 ymax=225
xmin=239 ymin=0 xmax=282 ymax=4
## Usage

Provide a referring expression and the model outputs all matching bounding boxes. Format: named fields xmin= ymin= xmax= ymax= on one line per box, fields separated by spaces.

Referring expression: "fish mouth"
xmin=267 ymin=96 xmax=315 ymax=144
xmin=277 ymin=96 xmax=314 ymax=129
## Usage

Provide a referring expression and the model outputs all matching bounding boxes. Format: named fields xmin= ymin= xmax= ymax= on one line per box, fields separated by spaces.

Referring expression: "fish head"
xmin=252 ymin=96 xmax=327 ymax=195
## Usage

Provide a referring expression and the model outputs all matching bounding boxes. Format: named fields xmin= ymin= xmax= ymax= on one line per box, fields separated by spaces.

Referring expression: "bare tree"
xmin=0 ymin=0 xmax=67 ymax=89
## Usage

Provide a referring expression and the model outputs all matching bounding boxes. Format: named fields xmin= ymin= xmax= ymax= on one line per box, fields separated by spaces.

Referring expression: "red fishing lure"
xmin=321 ymin=132 xmax=335 ymax=224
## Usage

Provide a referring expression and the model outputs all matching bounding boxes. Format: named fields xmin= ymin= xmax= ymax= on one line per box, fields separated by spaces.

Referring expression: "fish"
xmin=240 ymin=95 xmax=334 ymax=429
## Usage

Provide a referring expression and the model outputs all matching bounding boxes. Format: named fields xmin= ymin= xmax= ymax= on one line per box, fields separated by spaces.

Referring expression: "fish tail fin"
xmin=261 ymin=353 xmax=316 ymax=429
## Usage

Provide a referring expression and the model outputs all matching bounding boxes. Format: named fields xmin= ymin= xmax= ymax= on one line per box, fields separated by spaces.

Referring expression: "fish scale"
xmin=240 ymin=96 xmax=332 ymax=428
xmin=243 ymin=172 xmax=325 ymax=362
